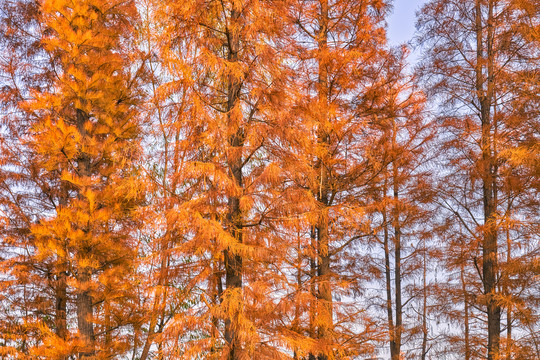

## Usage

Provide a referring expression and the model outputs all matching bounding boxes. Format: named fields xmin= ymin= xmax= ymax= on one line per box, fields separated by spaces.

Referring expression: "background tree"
xmin=0 ymin=0 xmax=54 ymax=356
xmin=278 ymin=0 xmax=391 ymax=358
xmin=363 ymin=48 xmax=435 ymax=360
xmin=417 ymin=0 xmax=540 ymax=358
xmin=0 ymin=0 xmax=537 ymax=359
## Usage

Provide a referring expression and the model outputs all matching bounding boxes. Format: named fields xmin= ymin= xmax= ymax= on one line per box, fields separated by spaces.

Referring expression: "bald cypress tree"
xmin=0 ymin=0 xmax=145 ymax=357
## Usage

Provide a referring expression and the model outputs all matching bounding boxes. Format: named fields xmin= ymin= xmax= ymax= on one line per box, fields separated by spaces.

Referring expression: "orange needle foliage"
xmin=418 ymin=0 xmax=540 ymax=358
xmin=145 ymin=0 xmax=291 ymax=358
xmin=1 ymin=0 xmax=144 ymax=358
xmin=0 ymin=0 xmax=537 ymax=359
xmin=277 ymin=0 xmax=393 ymax=358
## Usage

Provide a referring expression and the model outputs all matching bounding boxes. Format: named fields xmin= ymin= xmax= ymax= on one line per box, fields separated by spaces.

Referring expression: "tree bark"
xmin=392 ymin=122 xmax=402 ymax=360
xmin=77 ymin=267 xmax=95 ymax=359
xmin=55 ymin=186 xmax=68 ymax=346
xmin=475 ymin=1 xmax=500 ymax=359
xmin=461 ymin=259 xmax=471 ymax=360
xmin=309 ymin=226 xmax=317 ymax=360
xmin=421 ymin=237 xmax=428 ymax=360
xmin=55 ymin=265 xmax=68 ymax=341
xmin=224 ymin=3 xmax=244 ymax=358
xmin=506 ymin=227 xmax=512 ymax=360
xmin=384 ymin=207 xmax=398 ymax=360
xmin=382 ymin=172 xmax=398 ymax=360
xmin=75 ymin=108 xmax=95 ymax=359
xmin=316 ymin=1 xmax=332 ymax=359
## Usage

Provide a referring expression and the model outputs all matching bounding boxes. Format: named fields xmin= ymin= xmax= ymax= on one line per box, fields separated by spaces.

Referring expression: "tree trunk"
xmin=308 ymin=226 xmax=317 ymax=360
xmin=384 ymin=208 xmax=398 ymax=360
xmin=317 ymin=217 xmax=331 ymax=360
xmin=224 ymin=3 xmax=244 ymax=358
xmin=461 ymin=259 xmax=471 ymax=360
xmin=506 ymin=227 xmax=512 ymax=360
xmin=75 ymin=108 xmax=95 ymax=358
xmin=382 ymin=172 xmax=398 ymax=360
xmin=55 ymin=266 xmax=68 ymax=341
xmin=392 ymin=123 xmax=402 ymax=360
xmin=55 ymin=186 xmax=68 ymax=346
xmin=293 ymin=233 xmax=302 ymax=360
xmin=77 ymin=267 xmax=95 ymax=358
xmin=475 ymin=2 xmax=500 ymax=359
xmin=421 ymin=237 xmax=428 ymax=360
xmin=316 ymin=1 xmax=332 ymax=359
xmin=211 ymin=258 xmax=223 ymax=355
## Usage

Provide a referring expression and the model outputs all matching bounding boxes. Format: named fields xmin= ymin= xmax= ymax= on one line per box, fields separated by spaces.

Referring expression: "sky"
xmin=387 ymin=0 xmax=429 ymax=46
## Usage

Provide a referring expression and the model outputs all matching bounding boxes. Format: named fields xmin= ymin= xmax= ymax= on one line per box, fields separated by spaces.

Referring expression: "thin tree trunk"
xmin=475 ymin=1 xmax=500 ymax=359
xmin=421 ymin=237 xmax=428 ymax=360
xmin=392 ymin=121 xmax=402 ymax=360
xmin=315 ymin=1 xmax=332 ymax=359
xmin=211 ymin=258 xmax=223 ymax=355
xmin=55 ymin=186 xmax=68 ymax=346
xmin=461 ymin=259 xmax=471 ymax=360
xmin=224 ymin=3 xmax=244 ymax=358
xmin=309 ymin=226 xmax=317 ymax=360
xmin=293 ymin=233 xmax=302 ymax=360
xmin=317 ymin=217 xmax=331 ymax=360
xmin=384 ymin=208 xmax=398 ymax=360
xmin=382 ymin=171 xmax=397 ymax=360
xmin=55 ymin=264 xmax=68 ymax=341
xmin=506 ymin=227 xmax=512 ymax=360
xmin=77 ymin=267 xmax=95 ymax=358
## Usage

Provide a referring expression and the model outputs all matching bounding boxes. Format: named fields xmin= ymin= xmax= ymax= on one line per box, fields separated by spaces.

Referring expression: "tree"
xmin=0 ymin=1 xmax=52 ymax=356
xmin=364 ymin=48 xmax=434 ymax=360
xmin=150 ymin=0 xmax=289 ymax=358
xmin=417 ymin=0 xmax=540 ymax=358
xmin=278 ymin=0 xmax=391 ymax=358
xmin=0 ymin=0 xmax=145 ymax=357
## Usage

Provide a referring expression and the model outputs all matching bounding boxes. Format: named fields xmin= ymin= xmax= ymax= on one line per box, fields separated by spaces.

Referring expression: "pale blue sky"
xmin=387 ymin=0 xmax=429 ymax=46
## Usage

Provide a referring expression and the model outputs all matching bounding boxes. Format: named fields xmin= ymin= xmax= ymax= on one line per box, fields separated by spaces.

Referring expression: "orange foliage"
xmin=0 ymin=0 xmax=538 ymax=359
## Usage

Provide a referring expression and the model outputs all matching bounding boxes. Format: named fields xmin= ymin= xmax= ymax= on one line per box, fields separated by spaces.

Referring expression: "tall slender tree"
xmin=153 ymin=0 xmax=289 ymax=358
xmin=279 ymin=0 xmax=390 ymax=358
xmin=0 ymin=0 xmax=145 ymax=357
xmin=364 ymin=49 xmax=434 ymax=360
xmin=418 ymin=0 xmax=540 ymax=358
xmin=0 ymin=1 xmax=52 ymax=356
